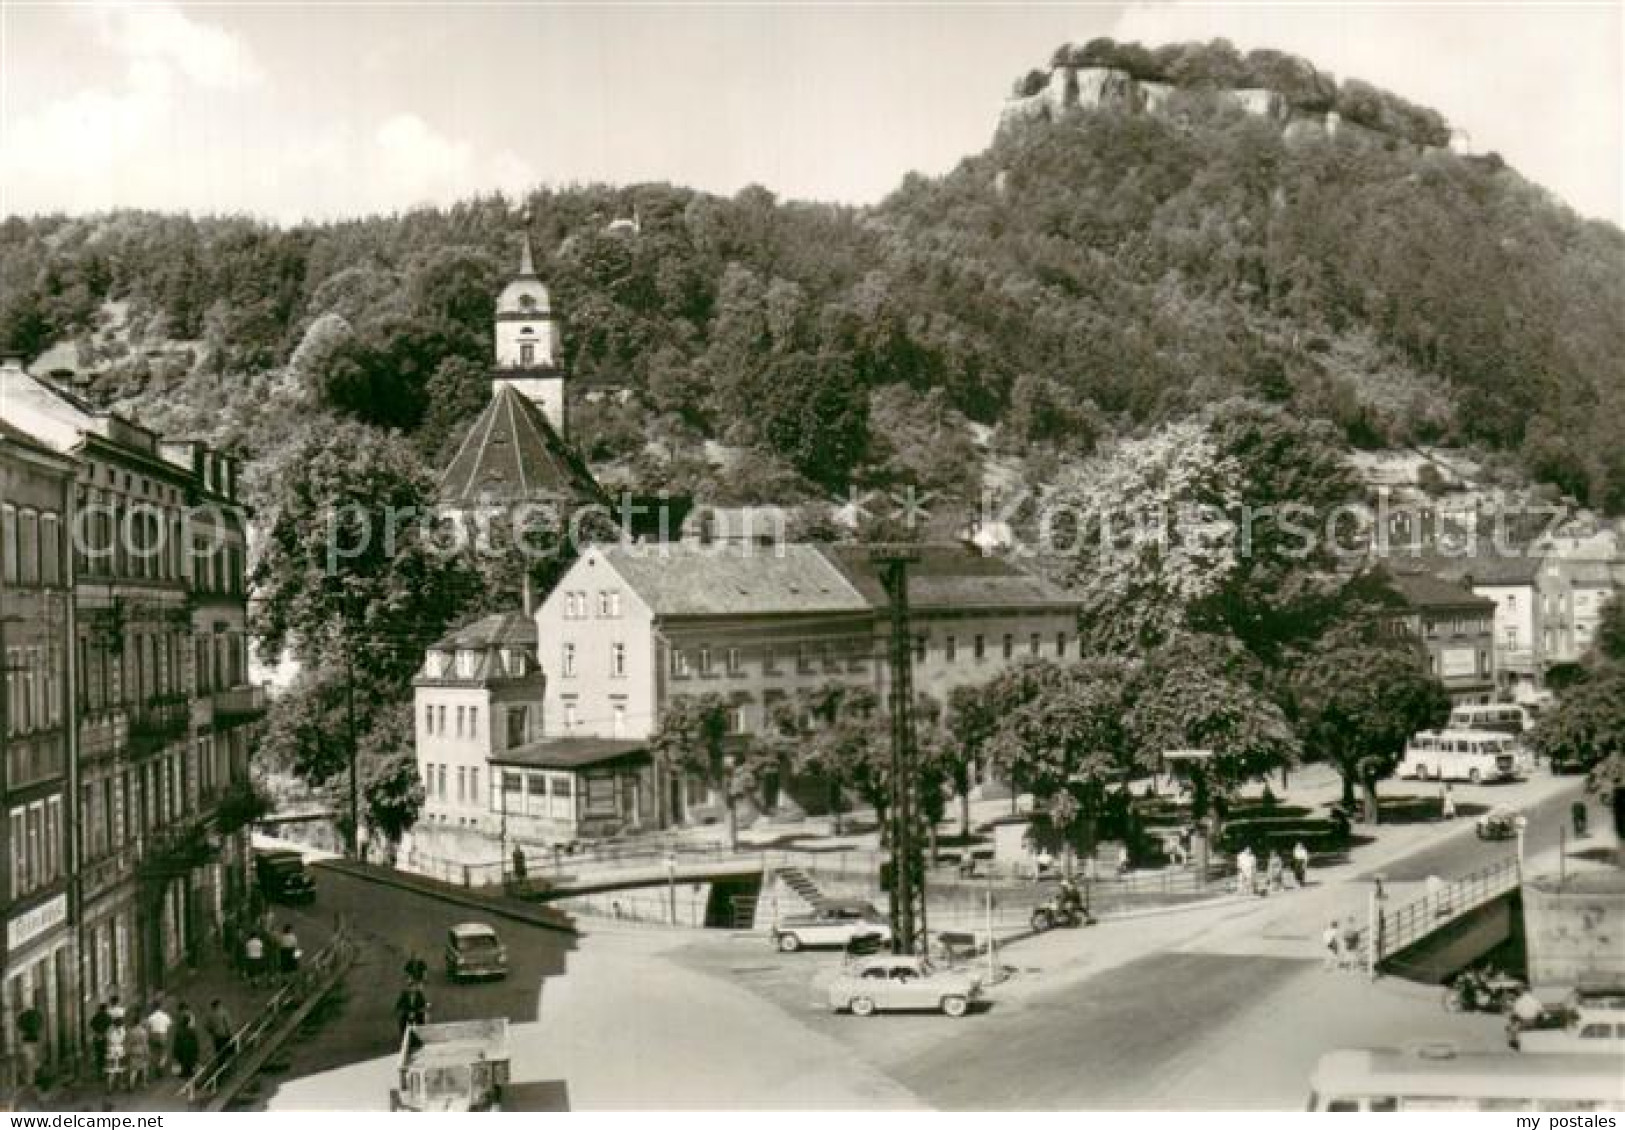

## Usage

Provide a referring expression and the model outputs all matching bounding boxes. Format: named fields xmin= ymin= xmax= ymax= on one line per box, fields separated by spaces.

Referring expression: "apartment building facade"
xmin=1380 ymin=566 xmax=1498 ymax=704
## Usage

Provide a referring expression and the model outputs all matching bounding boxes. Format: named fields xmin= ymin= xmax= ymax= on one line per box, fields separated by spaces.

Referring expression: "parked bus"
xmin=1449 ymin=703 xmax=1533 ymax=737
xmin=1398 ymin=729 xmax=1521 ymax=784
xmin=1308 ymin=1045 xmax=1625 ymax=1111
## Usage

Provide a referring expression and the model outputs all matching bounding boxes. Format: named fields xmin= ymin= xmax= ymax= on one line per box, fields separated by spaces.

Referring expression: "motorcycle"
xmin=1441 ymin=966 xmax=1525 ymax=1014
xmin=1030 ymin=888 xmax=1091 ymax=932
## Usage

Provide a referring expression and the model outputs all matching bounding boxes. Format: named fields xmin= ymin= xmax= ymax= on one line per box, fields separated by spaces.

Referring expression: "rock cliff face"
xmin=999 ymin=63 xmax=1464 ymax=152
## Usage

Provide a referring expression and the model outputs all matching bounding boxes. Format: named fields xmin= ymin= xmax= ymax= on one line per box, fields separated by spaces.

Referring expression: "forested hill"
xmin=3 ymin=37 xmax=1622 ymax=516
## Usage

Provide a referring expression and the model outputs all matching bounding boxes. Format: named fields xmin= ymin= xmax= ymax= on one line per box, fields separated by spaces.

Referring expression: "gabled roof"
xmin=1380 ymin=566 xmax=1496 ymax=611
xmin=430 ymin=611 xmax=536 ymax=652
xmin=439 ymin=383 xmax=603 ymax=506
xmin=817 ymin=544 xmax=1080 ymax=613
xmin=592 ymin=543 xmax=870 ymax=618
xmin=1404 ymin=553 xmax=1544 ymax=587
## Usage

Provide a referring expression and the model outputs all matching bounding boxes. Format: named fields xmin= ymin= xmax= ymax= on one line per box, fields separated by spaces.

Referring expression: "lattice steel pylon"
xmin=872 ymin=548 xmax=928 ymax=956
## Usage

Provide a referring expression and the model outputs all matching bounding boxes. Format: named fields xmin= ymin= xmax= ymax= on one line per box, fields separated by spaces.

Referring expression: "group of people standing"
xmin=87 ymin=997 xmax=234 ymax=1093
xmin=1233 ymin=842 xmax=1311 ymax=895
xmin=239 ymin=923 xmax=302 ymax=986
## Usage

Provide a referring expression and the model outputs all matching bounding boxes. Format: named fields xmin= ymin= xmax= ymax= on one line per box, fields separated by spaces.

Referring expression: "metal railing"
xmin=180 ymin=919 xmax=354 ymax=1107
xmin=1362 ymin=857 xmax=1521 ymax=972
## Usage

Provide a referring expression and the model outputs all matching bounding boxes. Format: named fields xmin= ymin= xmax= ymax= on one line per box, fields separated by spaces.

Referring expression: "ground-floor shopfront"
xmin=3 ymin=893 xmax=76 ymax=1085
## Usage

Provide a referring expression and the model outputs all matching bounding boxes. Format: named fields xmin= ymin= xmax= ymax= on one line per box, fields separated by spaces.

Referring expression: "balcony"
xmin=212 ymin=684 xmax=269 ymax=723
xmin=78 ymin=708 xmax=129 ymax=759
xmin=129 ymin=696 xmax=190 ymax=756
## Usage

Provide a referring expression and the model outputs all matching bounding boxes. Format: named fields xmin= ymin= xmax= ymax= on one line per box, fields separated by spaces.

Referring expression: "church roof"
xmin=440 ymin=383 xmax=604 ymax=506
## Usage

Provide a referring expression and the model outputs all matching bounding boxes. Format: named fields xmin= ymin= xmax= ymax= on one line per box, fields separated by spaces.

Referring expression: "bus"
xmin=1449 ymin=703 xmax=1533 ymax=737
xmin=1399 ymin=729 xmax=1523 ymax=784
xmin=1308 ymin=1045 xmax=1625 ymax=1111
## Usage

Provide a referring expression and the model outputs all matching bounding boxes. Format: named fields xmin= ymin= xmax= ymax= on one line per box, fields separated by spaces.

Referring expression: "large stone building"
xmin=0 ymin=358 xmax=262 ymax=1074
xmin=1379 ymin=566 xmax=1497 ymax=704
xmin=0 ymin=418 xmax=76 ymax=1077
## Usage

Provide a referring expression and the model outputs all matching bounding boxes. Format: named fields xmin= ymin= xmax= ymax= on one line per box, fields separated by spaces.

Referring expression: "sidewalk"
xmin=25 ymin=909 xmax=336 ymax=1113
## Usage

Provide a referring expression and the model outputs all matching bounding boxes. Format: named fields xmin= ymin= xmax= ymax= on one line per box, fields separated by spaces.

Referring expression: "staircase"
xmin=776 ymin=865 xmax=826 ymax=907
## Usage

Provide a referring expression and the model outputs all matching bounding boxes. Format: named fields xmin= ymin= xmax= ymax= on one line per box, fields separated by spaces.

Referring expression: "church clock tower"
xmin=492 ymin=232 xmax=567 ymax=438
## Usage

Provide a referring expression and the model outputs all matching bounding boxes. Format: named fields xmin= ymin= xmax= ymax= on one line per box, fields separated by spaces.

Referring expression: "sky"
xmin=1 ymin=2 xmax=1620 ymax=226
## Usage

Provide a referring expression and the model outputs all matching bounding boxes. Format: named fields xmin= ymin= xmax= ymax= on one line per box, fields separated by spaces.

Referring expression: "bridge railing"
xmin=1363 ymin=856 xmax=1521 ymax=973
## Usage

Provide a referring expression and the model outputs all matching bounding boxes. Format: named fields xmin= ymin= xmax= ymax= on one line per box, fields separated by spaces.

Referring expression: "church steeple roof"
xmin=518 ymin=230 xmax=537 ymax=279
xmin=440 ymin=382 xmax=603 ymax=506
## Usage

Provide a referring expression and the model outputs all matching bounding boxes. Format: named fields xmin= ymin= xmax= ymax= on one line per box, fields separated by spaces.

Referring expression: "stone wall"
xmin=1522 ymin=871 xmax=1625 ymax=991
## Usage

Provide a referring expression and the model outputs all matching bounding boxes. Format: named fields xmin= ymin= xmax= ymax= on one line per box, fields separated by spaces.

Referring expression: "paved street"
xmin=260 ymin=865 xmax=576 ymax=1109
xmin=257 ymin=771 xmax=1599 ymax=1111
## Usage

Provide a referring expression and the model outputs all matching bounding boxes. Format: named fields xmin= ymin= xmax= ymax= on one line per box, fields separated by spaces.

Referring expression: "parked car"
xmin=1517 ymin=997 xmax=1625 ymax=1056
xmin=444 ymin=923 xmax=508 ymax=982
xmin=254 ymin=849 xmax=316 ymax=904
xmin=771 ymin=900 xmax=891 ymax=953
xmin=1475 ymin=805 xmax=1522 ymax=841
xmin=826 ymin=955 xmax=982 ymax=1017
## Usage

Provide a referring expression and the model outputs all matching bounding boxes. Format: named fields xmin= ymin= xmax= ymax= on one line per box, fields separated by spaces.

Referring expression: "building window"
xmin=671 ymin=648 xmax=690 ymax=678
xmin=1056 ymin=633 xmax=1067 ymax=657
xmin=40 ymin=514 xmax=60 ymax=586
xmin=437 ymin=705 xmax=447 ymax=734
xmin=520 ymin=342 xmax=535 ymax=366
xmin=796 ymin=644 xmax=812 ymax=674
xmin=945 ymin=636 xmax=957 ymax=663
xmin=726 ymin=647 xmax=741 ymax=676
xmin=1030 ymin=633 xmax=1040 ymax=657
xmin=424 ymin=705 xmax=435 ymax=735
xmin=611 ymin=642 xmax=626 ymax=677
xmin=1 ymin=505 xmax=16 ymax=584
xmin=564 ymin=701 xmax=579 ymax=729
xmin=763 ymin=644 xmax=777 ymax=675
xmin=437 ymin=765 xmax=447 ymax=800
xmin=914 ymin=635 xmax=927 ymax=663
xmin=562 ymin=643 xmax=577 ymax=678
xmin=698 ymin=646 xmax=712 ymax=677
xmin=470 ymin=706 xmax=479 ymax=736
xmin=974 ymin=635 xmax=985 ymax=661
xmin=1002 ymin=634 xmax=1014 ymax=660
xmin=456 ymin=706 xmax=466 ymax=737
xmin=597 ymin=590 xmax=621 ymax=618
xmin=729 ymin=705 xmax=747 ymax=734
xmin=612 ymin=702 xmax=626 ymax=737
xmin=457 ymin=767 xmax=467 ymax=802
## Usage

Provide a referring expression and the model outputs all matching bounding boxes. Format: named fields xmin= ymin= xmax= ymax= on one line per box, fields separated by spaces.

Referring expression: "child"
xmin=104 ymin=1018 xmax=128 ymax=1093
xmin=125 ymin=1017 xmax=151 ymax=1089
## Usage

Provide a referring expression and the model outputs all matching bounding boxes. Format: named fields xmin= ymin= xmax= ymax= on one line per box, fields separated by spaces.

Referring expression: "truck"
xmin=389 ymin=1018 xmax=512 ymax=1111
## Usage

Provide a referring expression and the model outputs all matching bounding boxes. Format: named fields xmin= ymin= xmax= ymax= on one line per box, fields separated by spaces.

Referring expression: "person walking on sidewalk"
xmin=1291 ymin=841 xmax=1310 ymax=887
xmin=277 ymin=924 xmax=301 ymax=980
xmin=124 ymin=1015 xmax=150 ymax=1089
xmin=243 ymin=931 xmax=267 ymax=987
xmin=1440 ymin=784 xmax=1457 ymax=821
xmin=145 ymin=998 xmax=172 ymax=1077
xmin=173 ymin=1005 xmax=201 ymax=1080
xmin=206 ymin=1000 xmax=235 ymax=1062
xmin=1322 ymin=919 xmax=1342 ymax=970
xmin=89 ymin=1002 xmax=112 ymax=1076
xmin=104 ymin=1017 xmax=128 ymax=1093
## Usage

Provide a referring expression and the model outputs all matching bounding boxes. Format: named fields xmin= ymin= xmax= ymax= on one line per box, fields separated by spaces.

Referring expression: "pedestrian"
xmin=145 ymin=998 xmax=172 ymax=1076
xmin=1340 ymin=920 xmax=1362 ymax=971
xmin=1266 ymin=850 xmax=1284 ymax=894
xmin=124 ymin=1016 xmax=150 ymax=1089
xmin=243 ymin=931 xmax=266 ymax=986
xmin=1323 ymin=919 xmax=1344 ymax=970
xmin=1116 ymin=842 xmax=1131 ymax=877
xmin=206 ymin=1000 xmax=234 ymax=1061
xmin=394 ymin=984 xmax=430 ymax=1036
xmin=104 ymin=1018 xmax=128 ymax=1093
xmin=403 ymin=952 xmax=428 ymax=986
xmin=15 ymin=1005 xmax=43 ymax=1088
xmin=1441 ymin=785 xmax=1457 ymax=822
xmin=1291 ymin=841 xmax=1310 ymax=887
xmin=89 ymin=1002 xmax=112 ymax=1075
xmin=1034 ymin=847 xmax=1054 ymax=881
xmin=277 ymin=924 xmax=301 ymax=979
xmin=1572 ymin=800 xmax=1589 ymax=837
xmin=172 ymin=1006 xmax=201 ymax=1079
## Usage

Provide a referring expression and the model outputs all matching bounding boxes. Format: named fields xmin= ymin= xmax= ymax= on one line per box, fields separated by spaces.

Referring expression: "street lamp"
xmin=1514 ymin=815 xmax=1529 ymax=878
xmin=664 ymin=851 xmax=678 ymax=925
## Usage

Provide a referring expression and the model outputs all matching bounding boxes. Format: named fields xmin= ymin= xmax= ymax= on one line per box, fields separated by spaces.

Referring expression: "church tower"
xmin=491 ymin=232 xmax=567 ymax=438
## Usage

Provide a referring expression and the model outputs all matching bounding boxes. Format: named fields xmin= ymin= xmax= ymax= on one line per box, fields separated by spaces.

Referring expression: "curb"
xmin=313 ymin=860 xmax=577 ymax=936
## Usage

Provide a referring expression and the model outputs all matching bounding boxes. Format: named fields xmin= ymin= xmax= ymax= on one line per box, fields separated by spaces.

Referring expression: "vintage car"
xmin=253 ymin=849 xmax=316 ymax=904
xmin=1519 ymin=992 xmax=1625 ymax=1057
xmin=771 ymin=899 xmax=891 ymax=953
xmin=825 ymin=954 xmax=982 ymax=1017
xmin=445 ymin=923 xmax=508 ymax=982
xmin=389 ymin=1018 xmax=511 ymax=1111
xmin=1475 ymin=805 xmax=1522 ymax=841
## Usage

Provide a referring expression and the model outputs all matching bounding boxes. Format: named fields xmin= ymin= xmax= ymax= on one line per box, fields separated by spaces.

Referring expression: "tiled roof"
xmin=817 ymin=544 xmax=1080 ymax=612
xmin=491 ymin=737 xmax=649 ymax=770
xmin=1380 ymin=566 xmax=1496 ymax=611
xmin=431 ymin=611 xmax=536 ymax=651
xmin=596 ymin=543 xmax=870 ymax=618
xmin=1401 ymin=553 xmax=1544 ymax=586
xmin=439 ymin=383 xmax=603 ymax=506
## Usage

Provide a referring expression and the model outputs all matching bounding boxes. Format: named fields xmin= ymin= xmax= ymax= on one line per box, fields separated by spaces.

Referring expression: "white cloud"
xmin=1106 ymin=3 xmax=1622 ymax=225
xmin=361 ymin=113 xmax=536 ymax=213
xmin=86 ymin=1 xmax=264 ymax=91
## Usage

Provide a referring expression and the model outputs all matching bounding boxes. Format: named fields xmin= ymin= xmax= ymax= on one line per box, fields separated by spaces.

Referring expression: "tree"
xmin=364 ymin=753 xmax=427 ymax=865
xmin=1528 ymin=668 xmax=1625 ymax=780
xmin=983 ymin=660 xmax=1134 ymax=854
xmin=1594 ymin=595 xmax=1625 ymax=666
xmin=1291 ymin=625 xmax=1450 ymax=822
xmin=651 ymin=694 xmax=772 ymax=850
xmin=1126 ymin=634 xmax=1300 ymax=822
xmin=252 ymin=422 xmax=474 ymax=707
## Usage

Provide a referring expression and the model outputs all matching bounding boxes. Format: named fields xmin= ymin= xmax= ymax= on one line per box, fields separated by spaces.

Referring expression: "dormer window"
xmin=427 ymin=650 xmax=450 ymax=678
xmin=456 ymin=650 xmax=477 ymax=678
xmin=504 ymin=648 xmax=527 ymax=676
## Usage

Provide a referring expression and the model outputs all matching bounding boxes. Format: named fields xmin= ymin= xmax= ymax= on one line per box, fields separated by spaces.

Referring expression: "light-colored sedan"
xmin=826 ymin=955 xmax=982 ymax=1018
xmin=772 ymin=900 xmax=892 ymax=953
